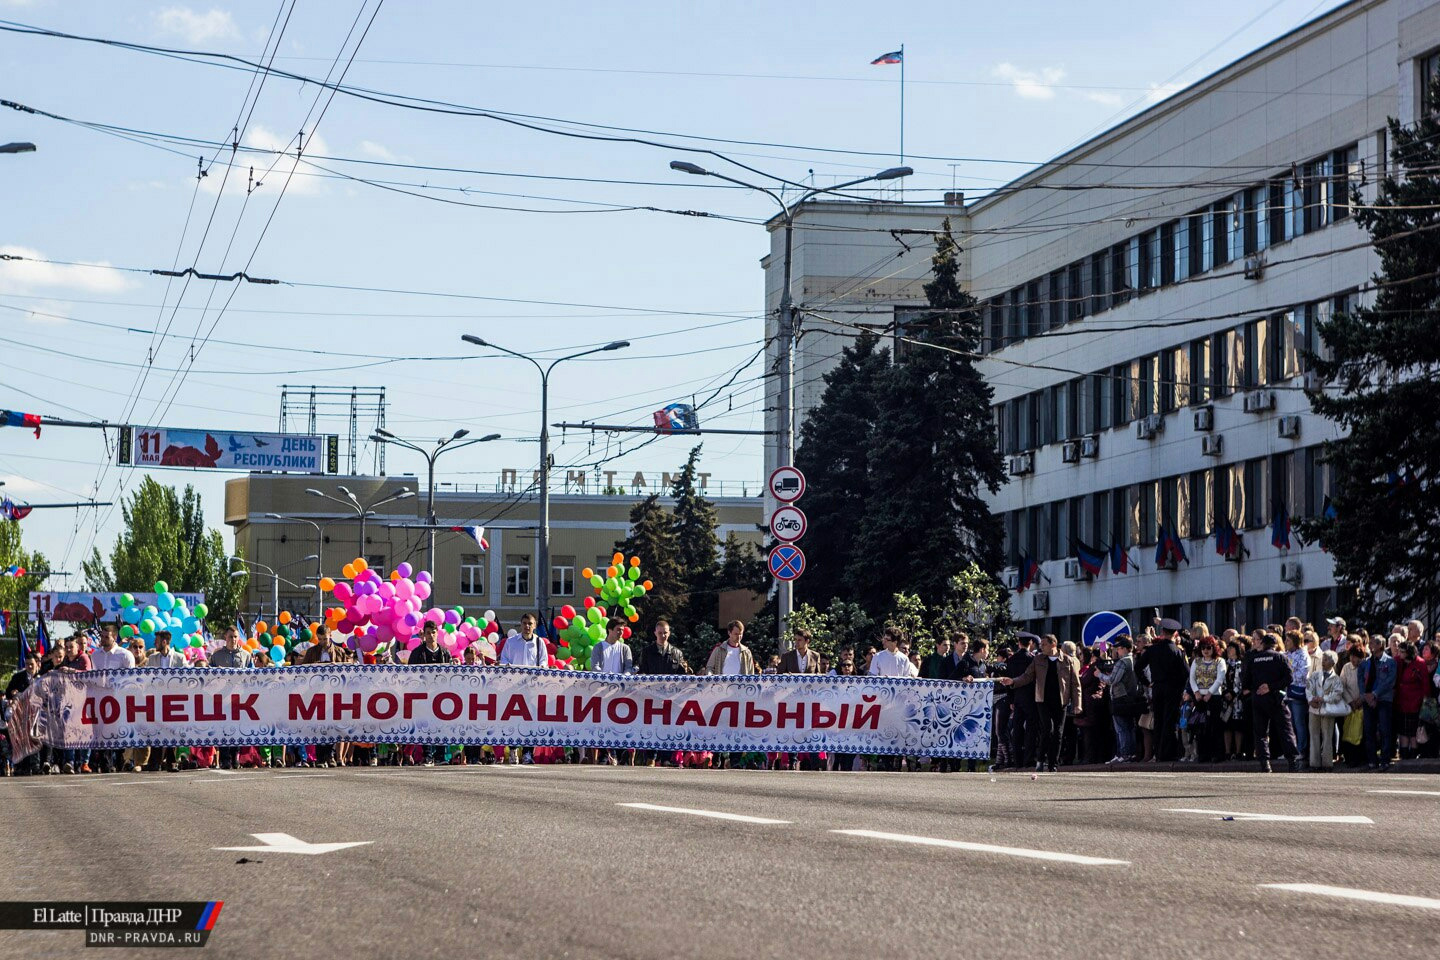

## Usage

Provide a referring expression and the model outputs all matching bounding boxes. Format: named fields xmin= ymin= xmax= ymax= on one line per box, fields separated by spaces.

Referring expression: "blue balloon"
xmin=157 ymin=593 xmax=175 ymax=612
xmin=122 ymin=606 xmax=142 ymax=625
xmin=182 ymin=616 xmax=199 ymax=634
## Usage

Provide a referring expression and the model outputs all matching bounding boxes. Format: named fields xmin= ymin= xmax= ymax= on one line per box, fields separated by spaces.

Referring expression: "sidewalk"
xmin=1046 ymin=758 xmax=1440 ymax=774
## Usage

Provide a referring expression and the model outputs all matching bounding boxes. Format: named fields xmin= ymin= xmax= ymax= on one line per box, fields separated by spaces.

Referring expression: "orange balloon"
xmin=612 ymin=552 xmax=623 ymax=565
xmin=319 ymin=577 xmax=335 ymax=592
xmin=581 ymin=568 xmax=593 ymax=580
xmin=642 ymin=580 xmax=653 ymax=590
xmin=390 ymin=570 xmax=401 ymax=581
xmin=278 ymin=611 xmax=292 ymax=625
xmin=629 ymin=556 xmax=640 ymax=567
xmin=255 ymin=621 xmax=268 ymax=635
xmin=627 ymin=613 xmax=639 ymax=623
xmin=342 ymin=564 xmax=356 ymax=579
xmin=353 ymin=557 xmax=369 ymax=573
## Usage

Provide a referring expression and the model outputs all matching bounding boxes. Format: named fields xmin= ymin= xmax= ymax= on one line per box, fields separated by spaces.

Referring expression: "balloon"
xmin=582 ymin=596 xmax=595 ymax=609
xmin=415 ymin=571 xmax=432 ymax=584
xmin=319 ymin=578 xmax=335 ymax=592
xmin=153 ymin=580 xmax=168 ymax=594
xmin=484 ymin=610 xmax=496 ymax=622
xmin=590 ymin=575 xmax=604 ymax=589
xmin=139 ymin=618 xmax=155 ymax=634
xmin=278 ymin=611 xmax=292 ymax=625
xmin=353 ymin=557 xmax=368 ymax=573
xmin=120 ymin=625 xmax=134 ymax=639
xmin=612 ymin=553 xmax=624 ymax=565
xmin=621 ymin=626 xmax=632 ymax=640
xmin=332 ymin=582 xmax=353 ymax=603
xmin=194 ymin=603 xmax=209 ymax=618
xmin=628 ymin=567 xmax=641 ymax=581
xmin=121 ymin=606 xmax=141 ymax=625
xmin=190 ymin=636 xmax=203 ymax=648
xmin=396 ymin=561 xmax=413 ymax=578
xmin=157 ymin=593 xmax=175 ymax=611
xmin=269 ymin=645 xmax=286 ymax=662
xmin=389 ymin=570 xmax=401 ymax=581
xmin=414 ymin=581 xmax=431 ymax=600
xmin=560 ymin=604 xmax=576 ymax=619
xmin=443 ymin=609 xmax=460 ymax=626
xmin=120 ymin=593 xmax=135 ymax=608
xmin=342 ymin=564 xmax=356 ymax=579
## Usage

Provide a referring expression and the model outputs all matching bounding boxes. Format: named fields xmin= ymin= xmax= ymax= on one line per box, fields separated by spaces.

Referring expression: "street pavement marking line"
xmin=830 ymin=830 xmax=1129 ymax=866
xmin=1165 ymin=808 xmax=1373 ymax=824
xmin=1261 ymin=883 xmax=1440 ymax=910
xmin=617 ymin=802 xmax=791 ymax=824
xmin=214 ymin=833 xmax=374 ymax=856
xmin=276 ymin=774 xmax=336 ymax=779
xmin=1367 ymin=789 xmax=1440 ymax=797
xmin=191 ymin=777 xmax=261 ymax=784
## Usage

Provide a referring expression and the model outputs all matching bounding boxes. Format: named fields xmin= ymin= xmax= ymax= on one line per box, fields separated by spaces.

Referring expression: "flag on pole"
xmin=1322 ymin=494 xmax=1338 ymax=520
xmin=0 ymin=497 xmax=33 ymax=521
xmin=870 ymin=50 xmax=903 ymax=64
xmin=0 ymin=409 xmax=42 ymax=438
xmin=16 ymin=617 xmax=29 ymax=663
xmin=34 ymin=610 xmax=51 ymax=657
xmin=451 ymin=525 xmax=489 ymax=551
xmin=1109 ymin=541 xmax=1130 ymax=575
xmin=1270 ymin=500 xmax=1292 ymax=551
xmin=1075 ymin=540 xmax=1106 ymax=577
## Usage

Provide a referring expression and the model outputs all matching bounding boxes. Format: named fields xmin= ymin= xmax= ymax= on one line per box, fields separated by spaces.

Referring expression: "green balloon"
xmin=634 ymin=584 xmax=647 ymax=596
xmin=587 ymin=624 xmax=604 ymax=642
xmin=589 ymin=574 xmax=604 ymax=589
xmin=120 ymin=593 xmax=135 ymax=608
xmin=139 ymin=618 xmax=155 ymax=634
xmin=193 ymin=603 xmax=208 ymax=618
xmin=464 ymin=617 xmax=477 ymax=627
xmin=153 ymin=580 xmax=168 ymax=594
xmin=627 ymin=567 xmax=640 ymax=581
xmin=584 ymin=607 xmax=600 ymax=623
xmin=120 ymin=625 xmax=134 ymax=639
xmin=189 ymin=636 xmax=203 ymax=648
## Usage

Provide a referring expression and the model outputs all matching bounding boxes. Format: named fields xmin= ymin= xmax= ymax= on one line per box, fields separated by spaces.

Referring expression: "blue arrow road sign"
xmin=1081 ymin=611 xmax=1131 ymax=647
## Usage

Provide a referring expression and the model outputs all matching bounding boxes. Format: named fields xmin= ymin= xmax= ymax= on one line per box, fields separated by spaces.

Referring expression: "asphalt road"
xmin=1 ymin=764 xmax=1437 ymax=960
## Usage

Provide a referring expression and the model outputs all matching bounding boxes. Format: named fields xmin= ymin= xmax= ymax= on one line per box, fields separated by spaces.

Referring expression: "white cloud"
xmin=992 ymin=63 xmax=1065 ymax=100
xmin=359 ymin=140 xmax=397 ymax=162
xmin=1145 ymin=81 xmax=1187 ymax=105
xmin=0 ymin=246 xmax=136 ymax=295
xmin=155 ymin=7 xmax=240 ymax=44
xmin=1082 ymin=90 xmax=1125 ymax=107
xmin=198 ymin=125 xmax=331 ymax=196
xmin=19 ymin=299 xmax=74 ymax=327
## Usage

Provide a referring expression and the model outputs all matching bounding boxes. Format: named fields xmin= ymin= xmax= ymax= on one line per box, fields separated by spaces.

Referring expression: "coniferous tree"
xmin=848 ymin=218 xmax=1007 ymax=614
xmin=615 ymin=494 xmax=685 ymax=634
xmin=669 ymin=445 xmax=720 ymax=630
xmin=794 ymin=330 xmax=891 ymax=609
xmin=1303 ymin=83 xmax=1440 ymax=620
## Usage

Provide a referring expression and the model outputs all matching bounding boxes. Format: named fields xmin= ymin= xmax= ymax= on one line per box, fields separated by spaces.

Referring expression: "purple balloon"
xmin=396 ymin=561 xmax=414 ymax=578
xmin=403 ymin=612 xmax=421 ymax=629
xmin=443 ymin=609 xmax=461 ymax=625
xmin=415 ymin=571 xmax=432 ymax=584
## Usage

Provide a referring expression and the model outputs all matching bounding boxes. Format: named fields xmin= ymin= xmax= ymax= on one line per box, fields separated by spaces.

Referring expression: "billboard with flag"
xmin=118 ymin=426 xmax=339 ymax=474
xmin=31 ymin=591 xmax=204 ymax=622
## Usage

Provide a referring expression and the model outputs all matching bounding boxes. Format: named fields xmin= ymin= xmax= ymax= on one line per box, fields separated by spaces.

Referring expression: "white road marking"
xmin=191 ymin=777 xmax=260 ymax=784
xmin=276 ymin=774 xmax=336 ymax=780
xmin=617 ymin=802 xmax=790 ymax=824
xmin=831 ymin=829 xmax=1129 ymax=866
xmin=214 ymin=832 xmax=373 ymax=856
xmin=1367 ymin=789 xmax=1440 ymax=797
xmin=1165 ymin=808 xmax=1373 ymax=824
xmin=1261 ymin=883 xmax=1440 ymax=910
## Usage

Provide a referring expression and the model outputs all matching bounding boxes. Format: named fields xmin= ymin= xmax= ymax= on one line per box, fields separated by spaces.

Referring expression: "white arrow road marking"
xmin=1165 ymin=808 xmax=1374 ymax=824
xmin=1261 ymin=883 xmax=1440 ymax=910
xmin=1367 ymin=789 xmax=1440 ymax=797
xmin=617 ymin=803 xmax=790 ymax=824
xmin=214 ymin=833 xmax=374 ymax=856
xmin=831 ymin=830 xmax=1129 ymax=866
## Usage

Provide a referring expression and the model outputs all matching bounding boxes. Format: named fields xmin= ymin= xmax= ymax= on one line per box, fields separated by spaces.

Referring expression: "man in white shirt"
xmin=141 ymin=630 xmax=186 ymax=772
xmin=868 ymin=627 xmax=912 ymax=677
xmin=498 ymin=613 xmax=547 ymax=764
xmin=88 ymin=625 xmax=135 ymax=773
xmin=592 ymin=617 xmax=636 ymax=764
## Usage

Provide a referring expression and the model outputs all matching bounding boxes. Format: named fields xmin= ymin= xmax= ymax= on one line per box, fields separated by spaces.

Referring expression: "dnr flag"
xmin=870 ymin=50 xmax=903 ymax=65
xmin=1075 ymin=540 xmax=1105 ymax=577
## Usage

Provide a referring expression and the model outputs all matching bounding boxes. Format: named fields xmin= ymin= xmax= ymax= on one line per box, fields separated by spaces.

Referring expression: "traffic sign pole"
xmin=767 ymin=467 xmax=805 ymax=655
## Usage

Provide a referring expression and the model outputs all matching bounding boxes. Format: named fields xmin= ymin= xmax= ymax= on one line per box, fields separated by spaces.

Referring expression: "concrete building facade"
xmin=762 ymin=0 xmax=1440 ymax=636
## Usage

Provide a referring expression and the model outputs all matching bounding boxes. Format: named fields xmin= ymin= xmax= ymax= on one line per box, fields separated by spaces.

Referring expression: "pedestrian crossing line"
xmin=616 ymin=802 xmax=790 ymax=824
xmin=1261 ymin=883 xmax=1440 ymax=910
xmin=1165 ymin=808 xmax=1373 ymax=824
xmin=830 ymin=829 xmax=1129 ymax=866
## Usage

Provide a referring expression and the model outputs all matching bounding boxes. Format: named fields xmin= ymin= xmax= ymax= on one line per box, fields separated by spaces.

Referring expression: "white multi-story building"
xmin=763 ymin=0 xmax=1440 ymax=636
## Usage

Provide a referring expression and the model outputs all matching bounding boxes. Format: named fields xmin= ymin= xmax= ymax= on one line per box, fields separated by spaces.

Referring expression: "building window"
xmin=365 ymin=556 xmax=386 ymax=578
xmin=551 ymin=557 xmax=575 ymax=597
xmin=1026 ymin=280 xmax=1043 ymax=337
xmin=1212 ymin=200 xmax=1234 ymax=267
xmin=1111 ymin=243 xmax=1132 ymax=305
xmin=1048 ymin=270 xmax=1066 ymax=330
xmin=1243 ymin=458 xmax=1268 ymax=529
xmin=1189 ymin=337 xmax=1210 ymax=405
xmin=1245 ymin=319 xmax=1268 ymax=388
xmin=1198 ymin=211 xmax=1215 ymax=273
xmin=1271 ymin=452 xmax=1295 ymax=520
xmin=1090 ymin=253 xmax=1109 ymax=314
xmin=1303 ymin=446 xmax=1330 ymax=517
xmin=460 ymin=554 xmax=484 ymax=595
xmin=986 ymin=302 xmax=1003 ymax=354
xmin=1273 ymin=310 xmax=1302 ymax=380
xmin=1111 ymin=364 xmax=1131 ymax=427
xmin=1423 ymin=50 xmax=1440 ymax=116
xmin=1068 ymin=262 xmax=1087 ymax=322
xmin=505 ymin=555 xmax=531 ymax=596
xmin=1267 ymin=180 xmax=1288 ymax=246
xmin=1331 ymin=145 xmax=1358 ymax=221
xmin=1173 ymin=219 xmax=1191 ymax=283
xmin=1190 ymin=469 xmax=1212 ymax=537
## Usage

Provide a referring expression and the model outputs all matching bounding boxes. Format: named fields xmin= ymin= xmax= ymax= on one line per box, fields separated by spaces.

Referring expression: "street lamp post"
xmin=228 ymin=555 xmax=318 ymax=622
xmin=669 ymin=160 xmax=911 ymax=651
xmin=304 ymin=486 xmax=414 ymax=567
xmin=369 ymin=429 xmax=501 ymax=580
xmin=0 ymin=143 xmax=36 ymax=154
xmin=264 ymin=514 xmax=331 ymax=618
xmin=460 ymin=335 xmax=630 ymax=627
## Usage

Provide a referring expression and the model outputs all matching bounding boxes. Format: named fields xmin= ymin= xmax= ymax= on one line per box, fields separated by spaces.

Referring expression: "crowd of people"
xmin=3 ymin=610 xmax=1437 ymax=776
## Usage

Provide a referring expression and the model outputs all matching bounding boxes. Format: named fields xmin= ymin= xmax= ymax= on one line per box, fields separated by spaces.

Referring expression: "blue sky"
xmin=0 ymin=0 xmax=1348 ymax=586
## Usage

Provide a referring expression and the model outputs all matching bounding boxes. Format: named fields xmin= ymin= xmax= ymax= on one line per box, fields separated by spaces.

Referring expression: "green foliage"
xmin=0 ymin=520 xmax=46 ymax=628
xmin=80 ymin=477 xmax=244 ymax=628
xmin=845 ymin=218 xmax=1007 ymax=612
xmin=615 ymin=494 xmax=686 ymax=633
xmin=794 ymin=330 xmax=891 ymax=608
xmin=1302 ymin=77 xmax=1440 ymax=621
xmin=785 ymin=598 xmax=876 ymax=664
xmin=888 ymin=592 xmax=933 ymax=650
xmin=935 ymin=563 xmax=1014 ymax=643
xmin=670 ymin=446 xmax=720 ymax=629
xmin=714 ymin=531 xmax=767 ymax=596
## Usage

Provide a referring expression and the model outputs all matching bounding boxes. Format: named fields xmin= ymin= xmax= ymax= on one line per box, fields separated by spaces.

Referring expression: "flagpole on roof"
xmin=899 ymin=43 xmax=906 ymax=181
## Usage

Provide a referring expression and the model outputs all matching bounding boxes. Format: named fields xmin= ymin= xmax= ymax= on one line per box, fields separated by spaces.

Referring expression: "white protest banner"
xmin=17 ymin=666 xmax=992 ymax=759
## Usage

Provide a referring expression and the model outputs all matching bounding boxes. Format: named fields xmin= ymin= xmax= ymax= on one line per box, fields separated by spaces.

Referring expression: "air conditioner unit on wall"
xmin=1243 ymin=389 xmax=1277 ymax=413
xmin=1302 ymin=370 xmax=1323 ymax=392
xmin=1202 ymin=434 xmax=1224 ymax=457
xmin=1063 ymin=558 xmax=1084 ymax=580
xmin=1136 ymin=413 xmax=1164 ymax=440
xmin=1032 ymin=590 xmax=1050 ymax=612
xmin=1280 ymin=561 xmax=1303 ymax=585
xmin=1004 ymin=570 xmax=1020 ymax=590
xmin=1193 ymin=405 xmax=1214 ymax=431
xmin=1007 ymin=452 xmax=1034 ymax=476
xmin=1061 ymin=441 xmax=1080 ymax=463
xmin=1243 ymin=254 xmax=1265 ymax=280
xmin=1277 ymin=415 xmax=1301 ymax=439
xmin=1080 ymin=434 xmax=1100 ymax=458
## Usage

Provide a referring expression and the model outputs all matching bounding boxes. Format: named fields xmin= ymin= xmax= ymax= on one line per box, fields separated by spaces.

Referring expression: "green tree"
xmin=0 ymin=520 xmax=46 ymax=626
xmin=81 ymin=477 xmax=244 ymax=627
xmin=614 ymin=494 xmax=685 ymax=634
xmin=669 ymin=445 xmax=720 ymax=630
xmin=794 ymin=330 xmax=891 ymax=608
xmin=1303 ymin=80 xmax=1440 ymax=621
xmin=849 ymin=218 xmax=1007 ymax=613
xmin=888 ymin=592 xmax=933 ymax=651
xmin=714 ymin=531 xmax=767 ymax=597
xmin=935 ymin=562 xmax=1014 ymax=645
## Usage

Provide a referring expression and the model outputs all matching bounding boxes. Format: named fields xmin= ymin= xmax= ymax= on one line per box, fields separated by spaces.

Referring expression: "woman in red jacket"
xmin=1394 ymin=641 xmax=1430 ymax=759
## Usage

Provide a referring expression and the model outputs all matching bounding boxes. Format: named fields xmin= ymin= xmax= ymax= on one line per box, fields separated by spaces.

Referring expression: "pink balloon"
xmin=336 ymin=617 xmax=354 ymax=633
xmin=376 ymin=623 xmax=395 ymax=642
xmin=359 ymin=633 xmax=382 ymax=653
xmin=405 ymin=637 xmax=421 ymax=650
xmin=332 ymin=582 xmax=353 ymax=603
xmin=377 ymin=581 xmax=396 ymax=601
xmin=414 ymin=581 xmax=432 ymax=600
xmin=394 ymin=579 xmax=414 ymax=600
xmin=426 ymin=608 xmax=446 ymax=624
